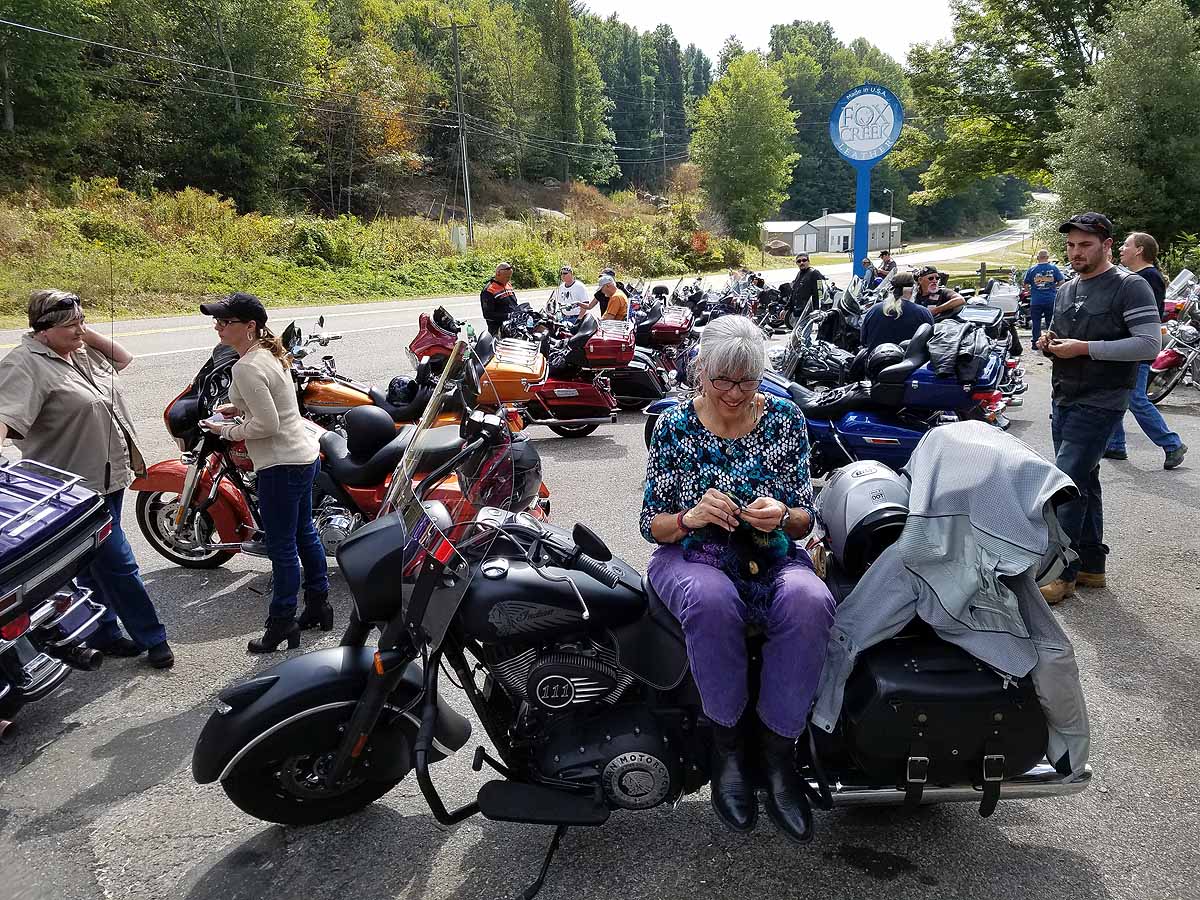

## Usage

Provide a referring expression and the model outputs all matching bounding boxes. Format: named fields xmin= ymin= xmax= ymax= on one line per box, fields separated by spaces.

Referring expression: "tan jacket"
xmin=601 ymin=290 xmax=629 ymax=321
xmin=0 ymin=335 xmax=144 ymax=494
xmin=221 ymin=347 xmax=318 ymax=470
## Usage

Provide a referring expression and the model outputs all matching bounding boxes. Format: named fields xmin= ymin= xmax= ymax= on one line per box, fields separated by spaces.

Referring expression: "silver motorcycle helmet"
xmin=816 ymin=461 xmax=911 ymax=577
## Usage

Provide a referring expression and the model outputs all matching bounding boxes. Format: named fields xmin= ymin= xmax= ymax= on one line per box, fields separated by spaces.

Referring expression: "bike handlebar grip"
xmin=574 ymin=553 xmax=620 ymax=589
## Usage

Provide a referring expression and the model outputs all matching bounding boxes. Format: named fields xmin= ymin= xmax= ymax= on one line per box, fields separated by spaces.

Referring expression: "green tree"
xmin=1046 ymin=0 xmax=1200 ymax=247
xmin=715 ymin=35 xmax=746 ymax=76
xmin=691 ymin=52 xmax=797 ymax=240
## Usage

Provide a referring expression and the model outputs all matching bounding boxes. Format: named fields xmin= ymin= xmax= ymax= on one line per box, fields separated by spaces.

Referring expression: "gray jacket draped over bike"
xmin=812 ymin=420 xmax=1091 ymax=780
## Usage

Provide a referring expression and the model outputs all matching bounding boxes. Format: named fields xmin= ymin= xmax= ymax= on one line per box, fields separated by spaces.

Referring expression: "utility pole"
xmin=437 ymin=19 xmax=478 ymax=244
xmin=883 ymin=187 xmax=893 ymax=254
xmin=660 ymin=105 xmax=667 ymax=188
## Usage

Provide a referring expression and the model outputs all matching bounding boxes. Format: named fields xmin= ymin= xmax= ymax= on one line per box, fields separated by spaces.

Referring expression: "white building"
xmin=761 ymin=212 xmax=904 ymax=254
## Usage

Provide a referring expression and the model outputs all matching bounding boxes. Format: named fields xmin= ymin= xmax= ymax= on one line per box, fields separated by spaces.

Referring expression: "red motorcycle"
xmin=131 ymin=348 xmax=549 ymax=569
xmin=1148 ymin=288 xmax=1200 ymax=404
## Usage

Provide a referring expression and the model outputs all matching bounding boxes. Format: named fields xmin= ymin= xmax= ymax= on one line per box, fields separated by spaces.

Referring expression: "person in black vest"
xmin=788 ymin=254 xmax=825 ymax=320
xmin=480 ymin=262 xmax=518 ymax=336
xmin=1037 ymin=213 xmax=1162 ymax=605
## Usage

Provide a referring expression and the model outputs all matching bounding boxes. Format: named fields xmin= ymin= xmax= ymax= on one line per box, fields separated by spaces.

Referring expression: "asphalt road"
xmin=1 ymin=290 xmax=1199 ymax=900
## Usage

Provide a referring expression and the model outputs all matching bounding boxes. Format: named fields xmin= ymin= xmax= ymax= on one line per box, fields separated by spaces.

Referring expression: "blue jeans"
xmin=1052 ymin=402 xmax=1126 ymax=578
xmin=1030 ymin=301 xmax=1054 ymax=346
xmin=1106 ymin=363 xmax=1183 ymax=453
xmin=79 ymin=490 xmax=168 ymax=650
xmin=256 ymin=459 xmax=329 ymax=620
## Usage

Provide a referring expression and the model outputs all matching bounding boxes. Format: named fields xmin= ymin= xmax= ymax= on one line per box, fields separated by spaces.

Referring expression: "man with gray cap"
xmin=1036 ymin=212 xmax=1161 ymax=604
xmin=598 ymin=274 xmax=629 ymax=321
xmin=480 ymin=262 xmax=518 ymax=336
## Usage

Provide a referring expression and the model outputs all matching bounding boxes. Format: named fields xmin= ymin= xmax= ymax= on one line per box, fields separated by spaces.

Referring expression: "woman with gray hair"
xmin=640 ymin=315 xmax=835 ymax=843
xmin=0 ymin=290 xmax=173 ymax=668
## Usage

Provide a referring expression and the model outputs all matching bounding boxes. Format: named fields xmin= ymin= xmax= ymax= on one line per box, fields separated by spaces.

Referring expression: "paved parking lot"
xmin=1 ymin=300 xmax=1198 ymax=900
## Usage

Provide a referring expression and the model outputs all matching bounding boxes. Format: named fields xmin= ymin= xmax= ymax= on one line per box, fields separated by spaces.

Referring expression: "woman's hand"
xmin=214 ymin=403 xmax=241 ymax=417
xmin=740 ymin=497 xmax=788 ymax=533
xmin=684 ymin=488 xmax=741 ymax=532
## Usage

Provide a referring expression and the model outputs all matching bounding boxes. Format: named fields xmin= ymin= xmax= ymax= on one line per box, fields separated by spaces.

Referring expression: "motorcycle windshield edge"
xmin=377 ymin=338 xmax=514 ymax=651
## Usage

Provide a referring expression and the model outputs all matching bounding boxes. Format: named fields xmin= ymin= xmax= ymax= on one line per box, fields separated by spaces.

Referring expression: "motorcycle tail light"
xmin=97 ymin=520 xmax=113 ymax=545
xmin=972 ymin=390 xmax=1004 ymax=404
xmin=1 ymin=613 xmax=30 ymax=641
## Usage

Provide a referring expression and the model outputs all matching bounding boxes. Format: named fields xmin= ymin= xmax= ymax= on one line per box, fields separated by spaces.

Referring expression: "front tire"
xmin=547 ymin=423 xmax=600 ymax=438
xmin=1147 ymin=366 xmax=1186 ymax=404
xmin=644 ymin=415 xmax=660 ymax=448
xmin=135 ymin=491 xmax=235 ymax=569
xmin=221 ymin=709 xmax=406 ymax=826
xmin=616 ymin=397 xmax=648 ymax=412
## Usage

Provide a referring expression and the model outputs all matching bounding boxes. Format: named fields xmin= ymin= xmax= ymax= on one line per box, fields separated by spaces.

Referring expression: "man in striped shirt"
xmin=1036 ymin=212 xmax=1162 ymax=604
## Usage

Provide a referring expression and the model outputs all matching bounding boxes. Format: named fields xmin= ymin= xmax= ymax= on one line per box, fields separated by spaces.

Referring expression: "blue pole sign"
xmin=829 ymin=84 xmax=904 ymax=278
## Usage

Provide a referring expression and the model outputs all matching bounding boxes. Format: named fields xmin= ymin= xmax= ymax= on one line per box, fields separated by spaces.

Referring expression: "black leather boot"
xmin=296 ymin=591 xmax=334 ymax=631
xmin=247 ymin=617 xmax=301 ymax=654
xmin=760 ymin=727 xmax=813 ymax=844
xmin=710 ymin=723 xmax=758 ymax=832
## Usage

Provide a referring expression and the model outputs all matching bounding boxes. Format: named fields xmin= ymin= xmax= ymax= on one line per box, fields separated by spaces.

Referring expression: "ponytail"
xmin=255 ymin=324 xmax=289 ymax=369
xmin=881 ymin=294 xmax=903 ymax=318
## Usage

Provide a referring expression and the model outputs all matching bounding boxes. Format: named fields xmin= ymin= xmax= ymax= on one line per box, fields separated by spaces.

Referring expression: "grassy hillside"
xmin=0 ymin=178 xmax=751 ymax=327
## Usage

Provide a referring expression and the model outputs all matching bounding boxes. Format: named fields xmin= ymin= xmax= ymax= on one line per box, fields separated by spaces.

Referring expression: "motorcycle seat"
xmin=787 ymin=382 xmax=877 ymax=419
xmin=876 ymin=323 xmax=933 ymax=384
xmin=368 ymin=385 xmax=432 ymax=423
xmin=320 ymin=424 xmax=465 ymax=487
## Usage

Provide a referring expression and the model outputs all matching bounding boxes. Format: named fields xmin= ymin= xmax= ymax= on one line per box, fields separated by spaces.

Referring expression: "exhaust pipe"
xmin=51 ymin=644 xmax=104 ymax=672
xmin=523 ymin=415 xmax=616 ymax=427
xmin=817 ymin=763 xmax=1091 ymax=808
xmin=0 ymin=719 xmax=16 ymax=741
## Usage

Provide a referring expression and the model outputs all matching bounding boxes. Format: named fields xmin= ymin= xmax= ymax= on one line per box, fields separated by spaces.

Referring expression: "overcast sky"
xmin=580 ymin=0 xmax=954 ymax=67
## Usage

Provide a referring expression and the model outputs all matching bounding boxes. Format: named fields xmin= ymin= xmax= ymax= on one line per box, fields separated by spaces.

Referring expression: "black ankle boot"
xmin=296 ymin=591 xmax=334 ymax=632
xmin=760 ymin=728 xmax=813 ymax=844
xmin=247 ymin=617 xmax=301 ymax=654
xmin=710 ymin=723 xmax=758 ymax=832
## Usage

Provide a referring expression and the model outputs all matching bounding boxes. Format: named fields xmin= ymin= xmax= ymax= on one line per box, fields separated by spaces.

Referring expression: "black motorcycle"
xmin=193 ymin=342 xmax=1090 ymax=899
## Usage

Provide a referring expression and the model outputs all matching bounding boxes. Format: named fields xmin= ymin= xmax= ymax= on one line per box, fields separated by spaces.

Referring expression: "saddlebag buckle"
xmin=979 ymin=752 xmax=1006 ymax=818
xmin=903 ymin=755 xmax=929 ymax=808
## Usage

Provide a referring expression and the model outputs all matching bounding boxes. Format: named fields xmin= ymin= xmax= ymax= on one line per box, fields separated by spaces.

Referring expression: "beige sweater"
xmin=224 ymin=347 xmax=318 ymax=470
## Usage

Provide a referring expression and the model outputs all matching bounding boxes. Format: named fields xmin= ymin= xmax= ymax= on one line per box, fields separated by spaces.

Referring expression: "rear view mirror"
xmin=572 ymin=523 xmax=612 ymax=562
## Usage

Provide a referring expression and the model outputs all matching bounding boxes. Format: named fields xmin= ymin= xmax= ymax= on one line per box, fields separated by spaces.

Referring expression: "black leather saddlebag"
xmin=840 ymin=630 xmax=1048 ymax=815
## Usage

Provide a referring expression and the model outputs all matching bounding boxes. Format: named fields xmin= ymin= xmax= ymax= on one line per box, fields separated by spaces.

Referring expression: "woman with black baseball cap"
xmin=199 ymin=293 xmax=332 ymax=652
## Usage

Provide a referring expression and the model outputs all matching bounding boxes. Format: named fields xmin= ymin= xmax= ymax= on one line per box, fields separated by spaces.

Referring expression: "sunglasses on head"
xmin=32 ymin=295 xmax=83 ymax=331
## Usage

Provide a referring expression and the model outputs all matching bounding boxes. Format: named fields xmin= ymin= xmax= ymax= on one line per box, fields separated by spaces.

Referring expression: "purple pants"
xmin=647 ymin=543 xmax=836 ymax=738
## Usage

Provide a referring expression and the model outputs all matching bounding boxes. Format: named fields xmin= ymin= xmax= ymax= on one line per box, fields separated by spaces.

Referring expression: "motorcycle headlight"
xmin=1178 ymin=324 xmax=1199 ymax=344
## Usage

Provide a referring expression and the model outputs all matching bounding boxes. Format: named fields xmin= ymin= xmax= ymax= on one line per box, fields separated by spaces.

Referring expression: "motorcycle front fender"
xmin=192 ymin=646 xmax=471 ymax=784
xmin=130 ymin=460 xmax=253 ymax=543
xmin=644 ymin=396 xmax=682 ymax=416
xmin=1152 ymin=347 xmax=1185 ymax=371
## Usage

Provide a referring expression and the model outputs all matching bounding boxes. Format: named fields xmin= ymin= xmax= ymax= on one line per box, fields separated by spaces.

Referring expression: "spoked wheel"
xmin=221 ymin=707 xmax=407 ymax=826
xmin=1146 ymin=366 xmax=1186 ymax=404
xmin=135 ymin=490 xmax=235 ymax=569
xmin=547 ymin=423 xmax=600 ymax=438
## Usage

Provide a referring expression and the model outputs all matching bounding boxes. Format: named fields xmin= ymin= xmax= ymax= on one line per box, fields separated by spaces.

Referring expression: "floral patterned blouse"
xmin=640 ymin=395 xmax=816 ymax=547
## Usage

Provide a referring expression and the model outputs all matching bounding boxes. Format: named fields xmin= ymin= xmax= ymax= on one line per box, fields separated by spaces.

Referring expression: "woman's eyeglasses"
xmin=710 ymin=375 xmax=760 ymax=393
xmin=214 ymin=318 xmax=246 ymax=328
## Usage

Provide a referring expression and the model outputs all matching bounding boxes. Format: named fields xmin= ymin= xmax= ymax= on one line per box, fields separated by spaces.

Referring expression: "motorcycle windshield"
xmin=1165 ymin=269 xmax=1193 ymax=300
xmin=376 ymin=338 xmax=515 ymax=650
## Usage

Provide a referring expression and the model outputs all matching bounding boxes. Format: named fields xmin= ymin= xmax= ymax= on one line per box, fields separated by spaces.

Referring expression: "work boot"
xmin=1165 ymin=444 xmax=1188 ymax=470
xmin=709 ymin=724 xmax=757 ymax=833
xmin=1040 ymin=578 xmax=1077 ymax=605
xmin=1075 ymin=571 xmax=1106 ymax=589
xmin=759 ymin=727 xmax=814 ymax=844
xmin=247 ymin=617 xmax=301 ymax=654
xmin=1102 ymin=448 xmax=1127 ymax=460
xmin=297 ymin=590 xmax=334 ymax=632
xmin=146 ymin=640 xmax=175 ymax=669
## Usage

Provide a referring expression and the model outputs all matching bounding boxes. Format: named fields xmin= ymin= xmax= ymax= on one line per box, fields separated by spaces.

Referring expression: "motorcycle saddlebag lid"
xmin=483 ymin=339 xmax=548 ymax=404
xmin=840 ymin=630 xmax=1048 ymax=786
xmin=585 ymin=321 xmax=636 ymax=367
xmin=651 ymin=306 xmax=694 ymax=344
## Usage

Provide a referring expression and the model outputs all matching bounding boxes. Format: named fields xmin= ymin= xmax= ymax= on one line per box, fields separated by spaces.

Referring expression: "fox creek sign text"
xmin=829 ymin=84 xmax=904 ymax=163
xmin=829 ymin=84 xmax=905 ymax=278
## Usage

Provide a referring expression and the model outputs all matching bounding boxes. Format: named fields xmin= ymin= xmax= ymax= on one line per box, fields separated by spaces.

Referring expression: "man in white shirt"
xmin=552 ymin=265 xmax=591 ymax=326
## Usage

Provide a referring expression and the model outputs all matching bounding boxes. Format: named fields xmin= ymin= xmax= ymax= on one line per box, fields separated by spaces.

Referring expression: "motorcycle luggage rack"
xmin=0 ymin=459 xmax=87 ymax=538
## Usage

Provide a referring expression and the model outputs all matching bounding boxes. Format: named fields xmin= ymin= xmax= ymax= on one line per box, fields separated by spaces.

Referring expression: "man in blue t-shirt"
xmin=1023 ymin=250 xmax=1064 ymax=345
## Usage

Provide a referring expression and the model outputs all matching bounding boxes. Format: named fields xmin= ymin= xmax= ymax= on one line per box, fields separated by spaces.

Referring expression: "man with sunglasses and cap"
xmin=877 ymin=249 xmax=897 ymax=274
xmin=1036 ymin=212 xmax=1162 ymax=605
xmin=788 ymin=254 xmax=825 ymax=322
xmin=0 ymin=290 xmax=174 ymax=668
xmin=551 ymin=264 xmax=591 ymax=327
xmin=913 ymin=265 xmax=965 ymax=319
xmin=480 ymin=262 xmax=518 ymax=337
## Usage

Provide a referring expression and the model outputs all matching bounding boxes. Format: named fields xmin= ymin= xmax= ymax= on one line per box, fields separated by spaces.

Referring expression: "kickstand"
xmin=519 ymin=825 xmax=569 ymax=900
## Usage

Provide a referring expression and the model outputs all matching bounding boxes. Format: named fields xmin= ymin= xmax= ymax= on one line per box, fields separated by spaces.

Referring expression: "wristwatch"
xmin=778 ymin=506 xmax=791 ymax=530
